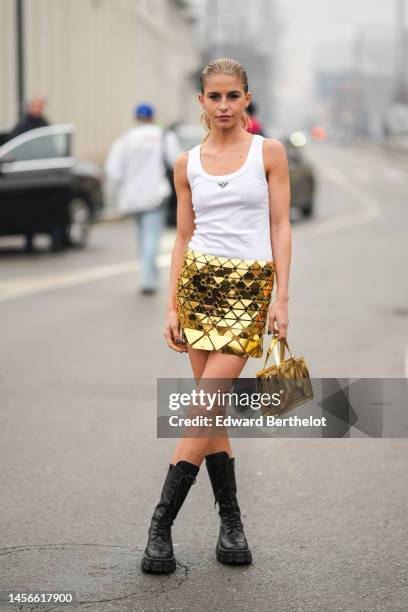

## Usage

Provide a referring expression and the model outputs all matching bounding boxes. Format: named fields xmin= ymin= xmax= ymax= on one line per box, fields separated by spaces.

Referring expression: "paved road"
xmin=0 ymin=141 xmax=407 ymax=611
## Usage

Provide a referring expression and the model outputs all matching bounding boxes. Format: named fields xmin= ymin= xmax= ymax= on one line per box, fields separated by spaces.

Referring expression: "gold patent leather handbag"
xmin=255 ymin=334 xmax=314 ymax=416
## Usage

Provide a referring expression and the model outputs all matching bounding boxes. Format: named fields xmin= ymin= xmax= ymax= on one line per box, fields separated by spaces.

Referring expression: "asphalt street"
xmin=0 ymin=141 xmax=407 ymax=611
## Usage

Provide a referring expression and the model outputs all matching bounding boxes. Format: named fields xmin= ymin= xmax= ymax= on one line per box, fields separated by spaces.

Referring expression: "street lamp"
xmin=16 ymin=0 xmax=25 ymax=120
xmin=394 ymin=0 xmax=408 ymax=104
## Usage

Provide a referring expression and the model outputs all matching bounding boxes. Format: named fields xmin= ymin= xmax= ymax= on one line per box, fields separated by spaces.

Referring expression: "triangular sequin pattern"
xmin=176 ymin=250 xmax=275 ymax=358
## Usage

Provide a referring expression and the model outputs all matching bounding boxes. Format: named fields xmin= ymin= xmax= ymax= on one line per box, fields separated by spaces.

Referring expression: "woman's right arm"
xmin=164 ymin=151 xmax=195 ymax=353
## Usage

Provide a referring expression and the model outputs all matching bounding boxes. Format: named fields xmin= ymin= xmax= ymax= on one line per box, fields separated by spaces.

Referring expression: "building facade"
xmin=0 ymin=0 xmax=200 ymax=162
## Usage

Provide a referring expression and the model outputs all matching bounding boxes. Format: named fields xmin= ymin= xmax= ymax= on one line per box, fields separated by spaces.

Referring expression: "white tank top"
xmin=187 ymin=134 xmax=272 ymax=261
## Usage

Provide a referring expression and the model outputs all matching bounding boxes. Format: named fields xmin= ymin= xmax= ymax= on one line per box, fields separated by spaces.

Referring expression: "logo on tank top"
xmin=217 ymin=181 xmax=229 ymax=188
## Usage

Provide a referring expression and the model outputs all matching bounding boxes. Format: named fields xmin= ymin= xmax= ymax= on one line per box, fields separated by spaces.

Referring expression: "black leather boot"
xmin=141 ymin=460 xmax=199 ymax=574
xmin=205 ymin=451 xmax=252 ymax=565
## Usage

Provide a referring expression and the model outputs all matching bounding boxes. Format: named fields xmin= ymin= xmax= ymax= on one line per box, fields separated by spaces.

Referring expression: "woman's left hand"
xmin=267 ymin=298 xmax=289 ymax=340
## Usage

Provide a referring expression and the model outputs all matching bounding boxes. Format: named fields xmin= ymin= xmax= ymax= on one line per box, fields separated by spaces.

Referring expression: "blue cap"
xmin=135 ymin=103 xmax=154 ymax=119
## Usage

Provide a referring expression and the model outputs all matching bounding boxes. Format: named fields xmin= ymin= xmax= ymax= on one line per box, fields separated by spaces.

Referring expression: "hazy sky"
xmin=194 ymin=0 xmax=406 ymax=129
xmin=274 ymin=0 xmax=405 ymax=129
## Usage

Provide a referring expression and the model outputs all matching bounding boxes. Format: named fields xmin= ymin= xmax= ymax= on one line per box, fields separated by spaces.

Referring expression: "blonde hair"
xmin=199 ymin=58 xmax=250 ymax=143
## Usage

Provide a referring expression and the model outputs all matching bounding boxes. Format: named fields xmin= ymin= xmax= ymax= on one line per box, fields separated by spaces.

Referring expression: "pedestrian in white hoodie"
xmin=105 ymin=103 xmax=181 ymax=294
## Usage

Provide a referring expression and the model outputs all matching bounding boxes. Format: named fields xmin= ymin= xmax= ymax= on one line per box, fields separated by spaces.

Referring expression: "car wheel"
xmin=63 ymin=196 xmax=91 ymax=247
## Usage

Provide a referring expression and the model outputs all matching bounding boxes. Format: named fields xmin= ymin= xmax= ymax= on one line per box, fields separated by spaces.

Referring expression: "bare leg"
xmin=186 ymin=344 xmax=210 ymax=385
xmin=170 ymin=349 xmax=249 ymax=466
xmin=187 ymin=345 xmax=251 ymax=458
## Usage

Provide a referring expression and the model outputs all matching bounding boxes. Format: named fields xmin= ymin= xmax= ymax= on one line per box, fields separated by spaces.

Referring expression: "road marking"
xmin=0 ymin=254 xmax=172 ymax=302
xmin=316 ymin=142 xmax=408 ymax=172
xmin=349 ymin=167 xmax=405 ymax=184
xmin=0 ymin=157 xmax=384 ymax=302
xmin=382 ymin=167 xmax=406 ymax=183
xmin=302 ymin=154 xmax=408 ymax=380
xmin=351 ymin=168 xmax=373 ymax=183
xmin=301 ymin=160 xmax=381 ymax=237
xmin=0 ymin=157 xmax=380 ymax=304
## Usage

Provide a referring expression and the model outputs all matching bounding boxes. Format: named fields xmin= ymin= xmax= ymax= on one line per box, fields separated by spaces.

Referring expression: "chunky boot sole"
xmin=141 ymin=552 xmax=176 ymax=574
xmin=216 ymin=541 xmax=252 ymax=565
xmin=140 ymin=462 xmax=199 ymax=576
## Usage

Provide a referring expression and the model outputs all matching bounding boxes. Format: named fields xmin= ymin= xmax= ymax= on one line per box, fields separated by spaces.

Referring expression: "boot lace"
xmin=211 ymin=465 xmax=243 ymax=533
xmin=219 ymin=499 xmax=243 ymax=533
xmin=150 ymin=518 xmax=172 ymax=540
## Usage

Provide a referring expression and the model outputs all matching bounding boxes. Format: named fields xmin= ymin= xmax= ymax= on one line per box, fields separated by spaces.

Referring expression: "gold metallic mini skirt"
xmin=176 ymin=248 xmax=275 ymax=358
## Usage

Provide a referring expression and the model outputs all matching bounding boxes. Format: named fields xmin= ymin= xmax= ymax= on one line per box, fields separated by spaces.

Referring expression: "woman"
xmin=141 ymin=58 xmax=291 ymax=574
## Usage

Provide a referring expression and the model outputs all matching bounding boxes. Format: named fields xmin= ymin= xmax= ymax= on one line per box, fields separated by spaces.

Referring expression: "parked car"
xmin=0 ymin=130 xmax=10 ymax=147
xmin=165 ymin=124 xmax=315 ymax=226
xmin=283 ymin=138 xmax=315 ymax=218
xmin=0 ymin=124 xmax=104 ymax=251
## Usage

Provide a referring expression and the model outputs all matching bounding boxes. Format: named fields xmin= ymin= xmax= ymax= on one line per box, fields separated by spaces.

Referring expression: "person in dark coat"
xmin=8 ymin=96 xmax=49 ymax=141
xmin=8 ymin=97 xmax=55 ymax=251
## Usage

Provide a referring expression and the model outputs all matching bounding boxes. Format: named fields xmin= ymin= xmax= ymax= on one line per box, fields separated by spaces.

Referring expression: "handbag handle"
xmin=262 ymin=333 xmax=295 ymax=371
